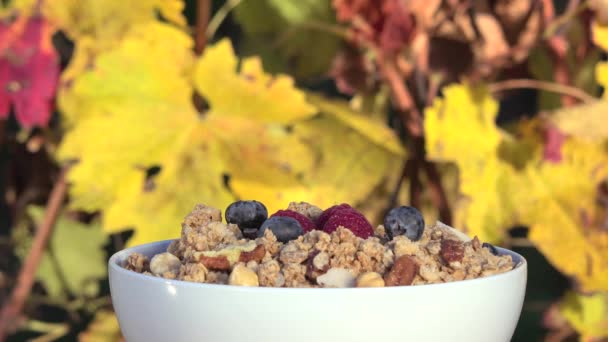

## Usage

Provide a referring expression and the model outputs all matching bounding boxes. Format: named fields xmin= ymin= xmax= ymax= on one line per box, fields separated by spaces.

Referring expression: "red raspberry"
xmin=271 ymin=210 xmax=316 ymax=232
xmin=316 ymin=203 xmax=353 ymax=228
xmin=322 ymin=209 xmax=374 ymax=239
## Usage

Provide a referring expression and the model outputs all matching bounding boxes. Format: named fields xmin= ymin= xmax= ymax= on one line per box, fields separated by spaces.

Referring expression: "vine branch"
xmin=489 ymin=78 xmax=596 ymax=103
xmin=0 ymin=167 xmax=69 ymax=341
xmin=194 ymin=0 xmax=212 ymax=55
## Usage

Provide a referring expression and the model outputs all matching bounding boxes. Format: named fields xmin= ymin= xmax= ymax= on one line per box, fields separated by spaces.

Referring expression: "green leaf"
xmin=28 ymin=206 xmax=107 ymax=298
xmin=305 ymin=92 xmax=405 ymax=156
xmin=234 ymin=0 xmax=340 ymax=78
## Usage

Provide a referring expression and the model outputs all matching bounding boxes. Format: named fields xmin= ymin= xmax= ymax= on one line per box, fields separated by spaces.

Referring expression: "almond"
xmin=384 ymin=255 xmax=418 ymax=286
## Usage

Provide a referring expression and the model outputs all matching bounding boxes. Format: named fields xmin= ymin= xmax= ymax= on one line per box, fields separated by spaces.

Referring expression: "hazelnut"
xmin=355 ymin=272 xmax=385 ymax=287
xmin=149 ymin=252 xmax=181 ymax=276
xmin=229 ymin=264 xmax=259 ymax=286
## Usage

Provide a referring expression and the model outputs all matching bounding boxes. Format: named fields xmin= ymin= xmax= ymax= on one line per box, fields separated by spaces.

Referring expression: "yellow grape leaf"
xmin=304 ymin=93 xmax=405 ymax=156
xmin=596 ymin=62 xmax=608 ymax=99
xmin=521 ymin=139 xmax=608 ymax=292
xmin=424 ymin=83 xmax=516 ymax=242
xmin=193 ymin=39 xmax=316 ymax=124
xmin=104 ymin=123 xmax=235 ymax=245
xmin=156 ymin=0 xmax=187 ymax=27
xmin=559 ymin=291 xmax=608 ymax=340
xmin=549 ymin=100 xmax=608 ymax=143
xmin=44 ymin=0 xmax=188 ymax=84
xmin=0 ymin=0 xmax=37 ymax=17
xmin=57 ymin=22 xmax=197 ymax=212
xmin=78 ymin=310 xmax=122 ymax=342
xmin=290 ymin=116 xmax=402 ymax=215
xmin=43 ymin=0 xmax=185 ymax=47
xmin=58 ymin=34 xmax=403 ymax=246
xmin=592 ymin=21 xmax=608 ymax=52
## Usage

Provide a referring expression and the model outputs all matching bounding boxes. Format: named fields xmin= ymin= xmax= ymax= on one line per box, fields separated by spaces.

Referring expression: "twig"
xmin=422 ymin=162 xmax=452 ymax=224
xmin=194 ymin=0 xmax=211 ymax=55
xmin=489 ymin=78 xmax=596 ymax=103
xmin=0 ymin=167 xmax=69 ymax=341
xmin=378 ymin=56 xmax=423 ymax=137
xmin=206 ymin=0 xmax=243 ymax=39
xmin=543 ymin=1 xmax=589 ymax=38
xmin=407 ymin=157 xmax=423 ymax=209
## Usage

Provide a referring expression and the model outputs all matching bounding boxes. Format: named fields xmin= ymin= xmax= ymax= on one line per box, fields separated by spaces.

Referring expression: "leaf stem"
xmin=0 ymin=167 xmax=69 ymax=341
xmin=25 ymin=320 xmax=69 ymax=342
xmin=206 ymin=0 xmax=243 ymax=40
xmin=489 ymin=78 xmax=596 ymax=103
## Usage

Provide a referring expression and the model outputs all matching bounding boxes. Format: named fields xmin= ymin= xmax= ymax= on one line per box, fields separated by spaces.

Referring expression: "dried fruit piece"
xmin=316 ymin=203 xmax=353 ymax=227
xmin=322 ymin=209 xmax=374 ymax=238
xmin=384 ymin=255 xmax=418 ymax=286
xmin=440 ymin=239 xmax=465 ymax=263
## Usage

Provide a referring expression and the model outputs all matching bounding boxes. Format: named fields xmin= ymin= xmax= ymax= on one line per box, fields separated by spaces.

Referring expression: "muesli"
xmin=124 ymin=201 xmax=514 ymax=288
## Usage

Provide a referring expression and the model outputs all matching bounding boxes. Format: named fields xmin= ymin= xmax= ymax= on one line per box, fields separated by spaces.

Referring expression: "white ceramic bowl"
xmin=109 ymin=239 xmax=527 ymax=342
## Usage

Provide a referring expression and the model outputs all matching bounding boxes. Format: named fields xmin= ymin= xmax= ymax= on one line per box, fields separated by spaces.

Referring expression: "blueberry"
xmin=482 ymin=242 xmax=499 ymax=256
xmin=225 ymin=200 xmax=268 ymax=234
xmin=257 ymin=216 xmax=304 ymax=243
xmin=383 ymin=206 xmax=425 ymax=241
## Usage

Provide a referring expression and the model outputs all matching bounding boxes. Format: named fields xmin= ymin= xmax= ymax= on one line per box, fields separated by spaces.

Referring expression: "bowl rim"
xmin=109 ymin=239 xmax=527 ymax=292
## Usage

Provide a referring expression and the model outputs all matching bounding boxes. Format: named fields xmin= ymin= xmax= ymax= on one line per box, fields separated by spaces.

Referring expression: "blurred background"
xmin=0 ymin=0 xmax=607 ymax=340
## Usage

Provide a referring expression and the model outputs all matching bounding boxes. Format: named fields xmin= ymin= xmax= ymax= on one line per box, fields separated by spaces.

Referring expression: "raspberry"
xmin=322 ymin=209 xmax=374 ymax=239
xmin=271 ymin=210 xmax=317 ymax=232
xmin=316 ymin=203 xmax=353 ymax=228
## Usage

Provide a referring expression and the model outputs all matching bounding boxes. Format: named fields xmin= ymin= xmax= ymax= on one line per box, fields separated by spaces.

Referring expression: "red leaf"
xmin=0 ymin=17 xmax=59 ymax=128
xmin=543 ymin=124 xmax=567 ymax=163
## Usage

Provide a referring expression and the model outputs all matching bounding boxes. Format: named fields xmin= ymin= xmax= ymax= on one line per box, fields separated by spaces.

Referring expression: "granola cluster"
xmin=123 ymin=202 xmax=515 ymax=288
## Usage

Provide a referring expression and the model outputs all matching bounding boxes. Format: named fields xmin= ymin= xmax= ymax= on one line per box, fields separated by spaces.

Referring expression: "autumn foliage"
xmin=0 ymin=0 xmax=607 ymax=340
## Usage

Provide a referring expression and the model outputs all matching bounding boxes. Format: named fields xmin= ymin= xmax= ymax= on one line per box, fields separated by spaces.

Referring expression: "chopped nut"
xmin=312 ymin=251 xmax=329 ymax=270
xmin=124 ymin=253 xmax=149 ymax=273
xmin=440 ymin=239 xmax=465 ymax=263
xmin=287 ymin=201 xmax=323 ymax=221
xmin=419 ymin=263 xmax=441 ymax=282
xmin=198 ymin=255 xmax=231 ymax=271
xmin=239 ymin=244 xmax=266 ymax=263
xmin=384 ymin=255 xmax=418 ymax=286
xmin=306 ymin=250 xmax=330 ymax=280
xmin=182 ymin=204 xmax=222 ymax=231
xmin=229 ymin=264 xmax=259 ymax=286
xmin=279 ymin=243 xmax=309 ymax=264
xmin=471 ymin=236 xmax=481 ymax=250
xmin=178 ymin=263 xmax=208 ymax=282
xmin=150 ymin=252 xmax=181 ymax=276
xmin=316 ymin=268 xmax=356 ymax=288
xmin=356 ymin=272 xmax=385 ymax=287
